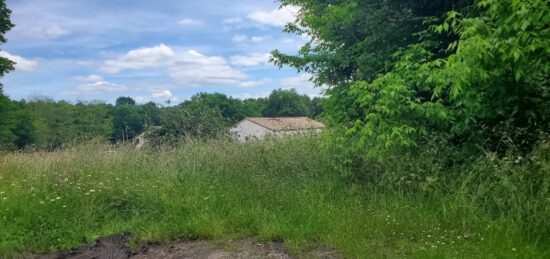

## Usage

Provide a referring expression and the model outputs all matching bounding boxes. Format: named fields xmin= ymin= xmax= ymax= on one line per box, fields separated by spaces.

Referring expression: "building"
xmin=230 ymin=117 xmax=325 ymax=142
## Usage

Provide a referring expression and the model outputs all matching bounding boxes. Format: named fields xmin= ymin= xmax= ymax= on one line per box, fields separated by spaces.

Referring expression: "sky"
xmin=0 ymin=0 xmax=318 ymax=104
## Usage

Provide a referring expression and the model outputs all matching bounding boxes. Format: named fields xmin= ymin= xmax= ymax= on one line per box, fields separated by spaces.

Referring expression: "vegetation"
xmin=0 ymin=90 xmax=324 ymax=150
xmin=274 ymin=0 xmax=549 ymax=158
xmin=0 ymin=137 xmax=548 ymax=258
xmin=0 ymin=0 xmax=548 ymax=258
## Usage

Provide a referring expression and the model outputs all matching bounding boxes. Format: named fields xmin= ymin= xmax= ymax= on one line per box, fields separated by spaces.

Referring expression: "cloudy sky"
xmin=0 ymin=0 xmax=318 ymax=104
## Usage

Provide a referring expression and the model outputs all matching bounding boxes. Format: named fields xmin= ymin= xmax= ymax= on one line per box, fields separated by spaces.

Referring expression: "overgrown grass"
xmin=0 ymin=137 xmax=548 ymax=258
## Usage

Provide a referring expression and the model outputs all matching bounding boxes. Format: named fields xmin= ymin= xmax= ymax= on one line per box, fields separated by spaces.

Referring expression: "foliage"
xmin=0 ymin=137 xmax=548 ymax=258
xmin=275 ymin=0 xmax=549 ymax=158
xmin=111 ymin=104 xmax=144 ymax=142
xmin=115 ymin=96 xmax=136 ymax=106
xmin=0 ymin=96 xmax=34 ymax=149
xmin=147 ymin=105 xmax=228 ymax=145
xmin=180 ymin=92 xmax=247 ymax=124
xmin=0 ymin=0 xmax=13 ymax=93
xmin=262 ymin=88 xmax=310 ymax=117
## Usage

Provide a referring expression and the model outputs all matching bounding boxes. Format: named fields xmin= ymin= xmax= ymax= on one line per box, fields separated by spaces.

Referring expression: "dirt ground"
xmin=26 ymin=235 xmax=339 ymax=259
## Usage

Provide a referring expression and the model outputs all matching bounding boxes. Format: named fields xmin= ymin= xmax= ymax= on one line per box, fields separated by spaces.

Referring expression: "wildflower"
xmin=89 ymin=189 xmax=95 ymax=193
xmin=39 ymin=201 xmax=45 ymax=204
xmin=2 ymin=197 xmax=6 ymax=200
xmin=62 ymin=205 xmax=67 ymax=208
xmin=512 ymin=248 xmax=516 ymax=251
xmin=56 ymin=196 xmax=61 ymax=200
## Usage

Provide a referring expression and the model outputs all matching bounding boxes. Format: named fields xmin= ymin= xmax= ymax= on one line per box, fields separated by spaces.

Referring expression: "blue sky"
xmin=0 ymin=0 xmax=318 ymax=104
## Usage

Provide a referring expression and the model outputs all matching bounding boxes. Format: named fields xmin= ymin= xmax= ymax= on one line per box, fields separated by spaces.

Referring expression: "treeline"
xmin=0 ymin=89 xmax=323 ymax=149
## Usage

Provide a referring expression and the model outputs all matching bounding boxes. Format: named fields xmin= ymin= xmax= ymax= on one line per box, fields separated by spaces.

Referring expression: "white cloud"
xmin=178 ymin=18 xmax=202 ymax=26
xmin=135 ymin=90 xmax=178 ymax=104
xmin=232 ymin=34 xmax=248 ymax=43
xmin=229 ymin=53 xmax=271 ymax=66
xmin=239 ymin=78 xmax=272 ymax=88
xmin=151 ymin=89 xmax=173 ymax=99
xmin=280 ymin=74 xmax=322 ymax=97
xmin=101 ymin=44 xmax=175 ymax=73
xmin=248 ymin=5 xmax=300 ymax=27
xmin=17 ymin=25 xmax=70 ymax=40
xmin=70 ymin=75 xmax=128 ymax=94
xmin=0 ymin=51 xmax=38 ymax=71
xmin=102 ymin=44 xmax=246 ymax=87
xmin=232 ymin=92 xmax=270 ymax=100
xmin=133 ymin=96 xmax=149 ymax=103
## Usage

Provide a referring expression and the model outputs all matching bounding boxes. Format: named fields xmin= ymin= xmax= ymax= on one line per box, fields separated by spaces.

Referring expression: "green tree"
xmin=115 ymin=96 xmax=136 ymax=106
xmin=111 ymin=104 xmax=143 ymax=141
xmin=142 ymin=101 xmax=161 ymax=129
xmin=181 ymin=93 xmax=246 ymax=124
xmin=241 ymin=98 xmax=267 ymax=117
xmin=263 ymin=89 xmax=310 ymax=117
xmin=0 ymin=0 xmax=14 ymax=94
xmin=149 ymin=105 xmax=227 ymax=145
xmin=275 ymin=0 xmax=549 ymax=157
xmin=308 ymin=97 xmax=324 ymax=118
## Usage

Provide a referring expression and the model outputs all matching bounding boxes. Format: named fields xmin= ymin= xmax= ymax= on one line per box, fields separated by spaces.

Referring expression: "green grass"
xmin=0 ymin=137 xmax=548 ymax=258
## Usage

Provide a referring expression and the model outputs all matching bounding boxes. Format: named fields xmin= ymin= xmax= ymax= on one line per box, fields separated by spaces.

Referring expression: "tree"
xmin=115 ymin=96 xmax=136 ymax=106
xmin=148 ymin=105 xmax=228 ymax=145
xmin=142 ymin=102 xmax=161 ymax=129
xmin=0 ymin=0 xmax=14 ymax=94
xmin=241 ymin=98 xmax=267 ymax=117
xmin=111 ymin=105 xmax=143 ymax=141
xmin=274 ymin=0 xmax=549 ymax=157
xmin=309 ymin=97 xmax=324 ymax=118
xmin=263 ymin=89 xmax=310 ymax=117
xmin=181 ymin=93 xmax=246 ymax=124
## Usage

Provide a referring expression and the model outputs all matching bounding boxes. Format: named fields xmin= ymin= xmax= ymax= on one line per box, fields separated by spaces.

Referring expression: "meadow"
xmin=0 ymin=136 xmax=548 ymax=258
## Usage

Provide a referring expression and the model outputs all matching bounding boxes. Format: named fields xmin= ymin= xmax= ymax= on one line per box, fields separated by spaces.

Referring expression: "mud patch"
xmin=134 ymin=239 xmax=290 ymax=259
xmin=28 ymin=236 xmax=339 ymax=259
xmin=28 ymin=234 xmax=131 ymax=259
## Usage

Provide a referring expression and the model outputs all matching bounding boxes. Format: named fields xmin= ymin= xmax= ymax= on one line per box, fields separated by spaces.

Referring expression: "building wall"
xmin=230 ymin=120 xmax=273 ymax=142
xmin=273 ymin=128 xmax=323 ymax=138
xmin=230 ymin=120 xmax=324 ymax=142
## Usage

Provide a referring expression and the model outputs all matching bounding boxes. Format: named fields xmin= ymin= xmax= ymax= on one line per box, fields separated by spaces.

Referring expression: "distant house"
xmin=230 ymin=117 xmax=325 ymax=142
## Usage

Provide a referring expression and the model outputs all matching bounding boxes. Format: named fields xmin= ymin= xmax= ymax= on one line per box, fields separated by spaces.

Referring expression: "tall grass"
xmin=0 ymin=137 xmax=548 ymax=258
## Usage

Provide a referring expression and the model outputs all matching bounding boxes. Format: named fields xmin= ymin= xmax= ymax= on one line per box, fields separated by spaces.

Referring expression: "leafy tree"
xmin=111 ymin=104 xmax=143 ymax=141
xmin=0 ymin=95 xmax=19 ymax=148
xmin=73 ymin=101 xmax=113 ymax=141
xmin=0 ymin=0 xmax=14 ymax=94
xmin=275 ymin=0 xmax=549 ymax=157
xmin=149 ymin=105 xmax=227 ymax=145
xmin=181 ymin=93 xmax=247 ymax=123
xmin=241 ymin=98 xmax=267 ymax=117
xmin=142 ymin=101 xmax=162 ymax=128
xmin=262 ymin=89 xmax=310 ymax=117
xmin=309 ymin=97 xmax=324 ymax=118
xmin=115 ymin=96 xmax=136 ymax=106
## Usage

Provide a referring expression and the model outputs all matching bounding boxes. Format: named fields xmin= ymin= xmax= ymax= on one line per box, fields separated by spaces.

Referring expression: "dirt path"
xmin=27 ymin=235 xmax=339 ymax=259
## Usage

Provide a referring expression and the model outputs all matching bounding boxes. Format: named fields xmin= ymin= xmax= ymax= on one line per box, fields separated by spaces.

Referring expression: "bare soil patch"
xmin=26 ymin=235 xmax=339 ymax=259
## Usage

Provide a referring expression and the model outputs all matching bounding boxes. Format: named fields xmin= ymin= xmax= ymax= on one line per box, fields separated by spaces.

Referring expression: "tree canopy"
xmin=0 ymin=0 xmax=13 ymax=94
xmin=273 ymin=0 xmax=549 ymax=157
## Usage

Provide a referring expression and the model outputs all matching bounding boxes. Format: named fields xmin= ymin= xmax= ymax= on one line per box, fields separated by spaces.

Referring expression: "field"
xmin=0 ymin=137 xmax=549 ymax=258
